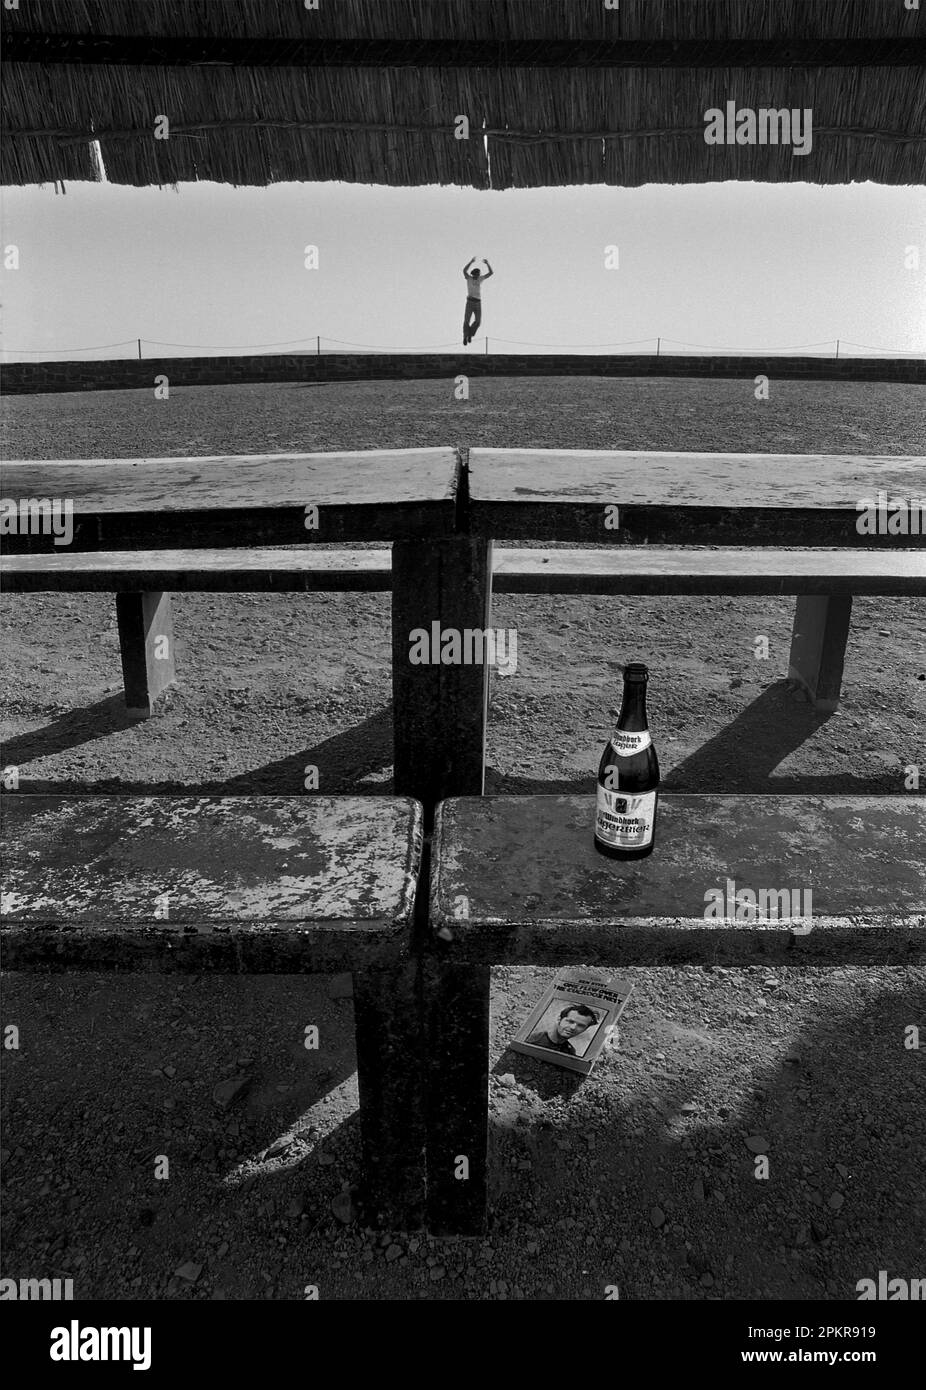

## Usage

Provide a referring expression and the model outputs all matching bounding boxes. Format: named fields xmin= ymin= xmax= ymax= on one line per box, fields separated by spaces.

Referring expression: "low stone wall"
xmin=2 ymin=351 xmax=923 ymax=394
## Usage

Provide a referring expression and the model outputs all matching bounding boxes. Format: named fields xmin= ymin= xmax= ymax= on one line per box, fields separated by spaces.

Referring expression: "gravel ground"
xmin=1 ymin=375 xmax=924 ymax=1301
xmin=2 ymin=965 xmax=923 ymax=1301
xmin=2 ymin=373 xmax=924 ymax=457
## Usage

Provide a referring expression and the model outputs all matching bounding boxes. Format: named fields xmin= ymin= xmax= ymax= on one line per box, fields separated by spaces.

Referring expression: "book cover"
xmin=510 ymin=972 xmax=635 ymax=1075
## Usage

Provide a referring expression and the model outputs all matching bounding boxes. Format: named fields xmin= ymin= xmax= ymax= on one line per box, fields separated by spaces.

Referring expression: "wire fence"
xmin=1 ymin=334 xmax=924 ymax=361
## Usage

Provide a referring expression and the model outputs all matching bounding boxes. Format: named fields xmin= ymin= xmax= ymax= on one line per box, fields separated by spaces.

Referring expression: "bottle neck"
xmin=618 ymin=681 xmax=649 ymax=732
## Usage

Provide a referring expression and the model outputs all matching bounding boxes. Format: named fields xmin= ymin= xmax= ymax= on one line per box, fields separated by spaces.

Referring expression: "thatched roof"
xmin=3 ymin=1 xmax=925 ymax=189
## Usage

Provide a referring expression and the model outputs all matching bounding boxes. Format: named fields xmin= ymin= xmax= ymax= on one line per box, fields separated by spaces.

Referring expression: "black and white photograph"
xmin=0 ymin=0 xmax=924 ymax=1353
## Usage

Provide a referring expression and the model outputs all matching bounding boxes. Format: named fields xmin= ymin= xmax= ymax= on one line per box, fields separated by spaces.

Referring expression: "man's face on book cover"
xmin=555 ymin=1009 xmax=594 ymax=1040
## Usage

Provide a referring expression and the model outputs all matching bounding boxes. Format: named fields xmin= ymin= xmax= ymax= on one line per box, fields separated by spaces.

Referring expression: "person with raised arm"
xmin=462 ymin=256 xmax=494 ymax=345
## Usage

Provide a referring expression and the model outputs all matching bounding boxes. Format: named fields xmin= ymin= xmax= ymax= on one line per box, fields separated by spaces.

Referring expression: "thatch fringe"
xmin=3 ymin=0 xmax=922 ymax=42
xmin=483 ymin=64 xmax=926 ymax=187
xmin=3 ymin=60 xmax=924 ymax=189
xmin=1 ymin=59 xmax=100 ymax=185
xmin=3 ymin=3 xmax=924 ymax=188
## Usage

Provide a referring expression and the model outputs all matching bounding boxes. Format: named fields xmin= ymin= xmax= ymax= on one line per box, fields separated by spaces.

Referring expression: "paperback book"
xmin=510 ymin=972 xmax=635 ymax=1074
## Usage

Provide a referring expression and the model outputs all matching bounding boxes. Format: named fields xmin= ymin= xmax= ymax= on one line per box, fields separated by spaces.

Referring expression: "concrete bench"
xmin=0 ymin=793 xmax=427 ymax=1228
xmin=0 ymin=448 xmax=470 ymax=804
xmin=465 ymin=449 xmax=926 ymax=730
xmin=4 ymin=447 xmax=923 ymax=803
xmin=426 ymin=792 xmax=926 ymax=1234
xmin=6 ymin=544 xmax=922 ymax=807
xmin=8 ymin=545 xmax=923 ymax=598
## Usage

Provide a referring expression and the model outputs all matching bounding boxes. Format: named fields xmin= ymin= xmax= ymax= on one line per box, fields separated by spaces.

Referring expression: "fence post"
xmin=835 ymin=339 xmax=840 ymax=359
xmin=485 ymin=337 xmax=488 ymax=356
xmin=137 ymin=338 xmax=142 ymax=360
xmin=317 ymin=335 xmax=321 ymax=357
xmin=656 ymin=337 xmax=661 ymax=356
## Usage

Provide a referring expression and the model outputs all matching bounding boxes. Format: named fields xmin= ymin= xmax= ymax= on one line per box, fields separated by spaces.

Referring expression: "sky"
xmin=1 ymin=178 xmax=924 ymax=360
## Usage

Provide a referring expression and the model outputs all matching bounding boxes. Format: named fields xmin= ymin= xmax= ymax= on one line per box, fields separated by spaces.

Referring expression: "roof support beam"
xmin=4 ymin=34 xmax=926 ymax=67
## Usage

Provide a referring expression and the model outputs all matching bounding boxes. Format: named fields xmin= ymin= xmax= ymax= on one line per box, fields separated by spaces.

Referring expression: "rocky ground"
xmin=1 ymin=375 xmax=924 ymax=1300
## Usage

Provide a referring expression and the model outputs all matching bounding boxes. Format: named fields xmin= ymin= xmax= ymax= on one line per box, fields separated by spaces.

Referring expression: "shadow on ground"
xmin=1 ymin=683 xmax=907 ymax=797
xmin=2 ymin=705 xmax=395 ymax=796
xmin=1 ymin=965 xmax=922 ymax=1299
xmin=487 ymin=973 xmax=925 ymax=1299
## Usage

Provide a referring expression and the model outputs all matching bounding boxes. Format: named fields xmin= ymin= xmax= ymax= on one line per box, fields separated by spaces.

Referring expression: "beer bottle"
xmin=594 ymin=661 xmax=660 ymax=859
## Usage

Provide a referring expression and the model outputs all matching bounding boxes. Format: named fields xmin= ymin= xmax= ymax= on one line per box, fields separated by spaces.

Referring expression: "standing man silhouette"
xmin=462 ymin=256 xmax=493 ymax=345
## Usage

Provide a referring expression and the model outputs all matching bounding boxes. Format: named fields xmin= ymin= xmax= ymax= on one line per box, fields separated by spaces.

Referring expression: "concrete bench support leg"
xmin=392 ymin=538 xmax=493 ymax=804
xmin=115 ymin=591 xmax=176 ymax=716
xmin=424 ymin=960 xmax=490 ymax=1236
xmin=788 ymin=594 xmax=853 ymax=711
xmin=353 ymin=960 xmax=426 ymax=1230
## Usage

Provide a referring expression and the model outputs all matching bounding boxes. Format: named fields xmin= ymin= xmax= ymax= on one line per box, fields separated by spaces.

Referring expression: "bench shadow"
xmin=2 ymin=704 xmax=395 ymax=796
xmin=492 ymin=681 xmax=899 ymax=794
xmin=492 ymin=1048 xmax=585 ymax=1101
xmin=208 ymin=706 xmax=394 ymax=796
xmin=223 ymin=1049 xmax=365 ymax=1203
xmin=3 ymin=969 xmax=922 ymax=1291
xmin=1 ymin=695 xmax=143 ymax=768
xmin=0 ymin=969 xmax=374 ymax=1295
xmin=663 ymin=680 xmax=830 ymax=791
xmin=4 ymin=681 xmax=901 ymax=797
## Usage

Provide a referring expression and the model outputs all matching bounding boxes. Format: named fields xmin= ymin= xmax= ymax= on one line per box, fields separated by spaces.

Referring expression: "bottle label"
xmin=609 ymin=730 xmax=652 ymax=756
xmin=595 ymin=787 xmax=658 ymax=850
